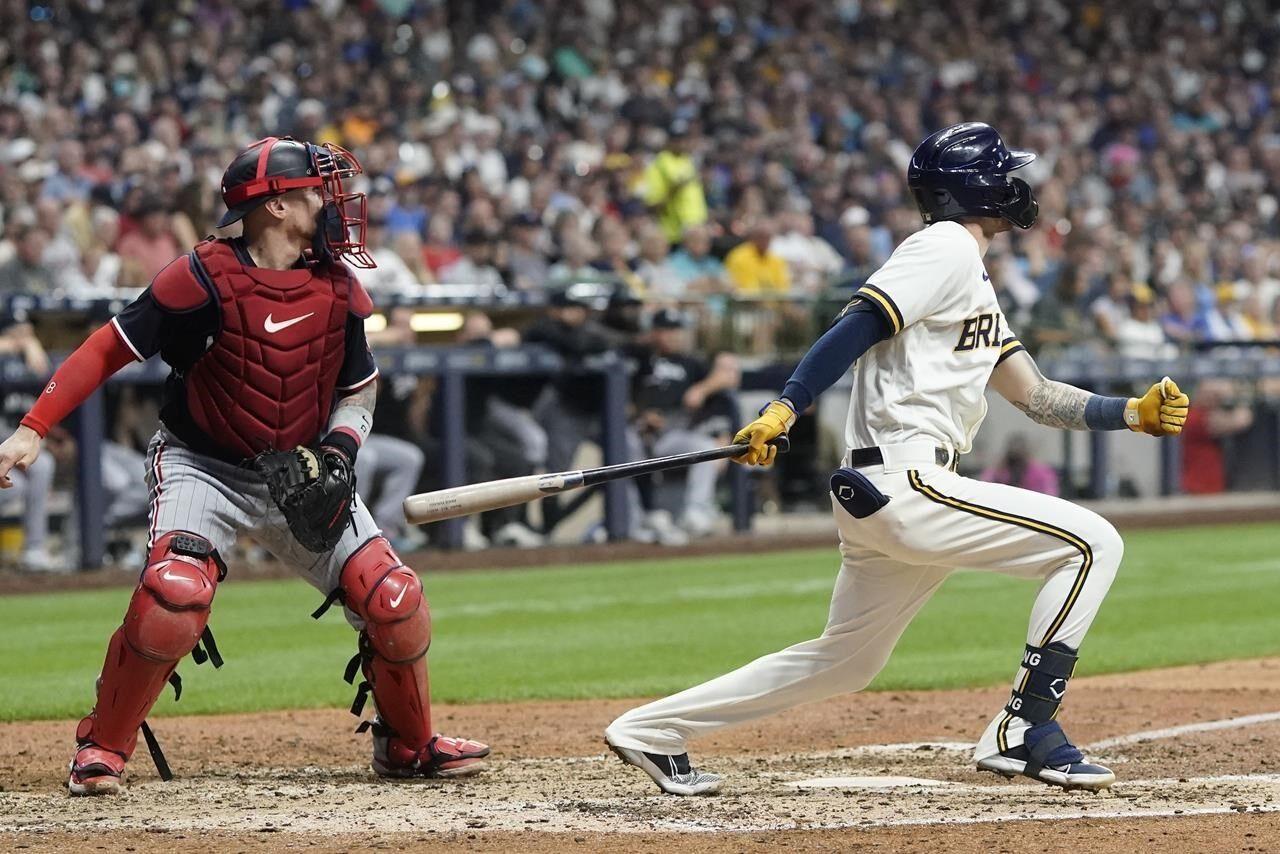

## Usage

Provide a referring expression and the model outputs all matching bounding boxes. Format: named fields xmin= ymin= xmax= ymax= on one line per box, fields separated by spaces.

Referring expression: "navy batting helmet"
xmin=907 ymin=123 xmax=1039 ymax=229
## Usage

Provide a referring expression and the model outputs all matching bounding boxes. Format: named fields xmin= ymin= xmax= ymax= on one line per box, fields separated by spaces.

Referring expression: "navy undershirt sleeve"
xmin=780 ymin=303 xmax=891 ymax=412
xmin=1084 ymin=394 xmax=1130 ymax=431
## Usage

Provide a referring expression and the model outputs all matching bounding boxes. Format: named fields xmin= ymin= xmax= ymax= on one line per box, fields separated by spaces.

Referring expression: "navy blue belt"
xmin=846 ymin=445 xmax=956 ymax=471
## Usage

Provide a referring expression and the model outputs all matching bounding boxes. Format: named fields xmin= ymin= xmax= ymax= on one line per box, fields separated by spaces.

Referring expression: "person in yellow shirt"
xmin=724 ymin=220 xmax=791 ymax=294
xmin=642 ymin=121 xmax=708 ymax=244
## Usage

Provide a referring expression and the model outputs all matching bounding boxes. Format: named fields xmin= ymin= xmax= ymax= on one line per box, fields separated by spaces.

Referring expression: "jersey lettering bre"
xmin=845 ymin=221 xmax=1025 ymax=454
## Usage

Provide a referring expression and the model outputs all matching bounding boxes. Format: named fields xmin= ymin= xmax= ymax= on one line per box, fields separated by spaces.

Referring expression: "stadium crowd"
xmin=1 ymin=0 xmax=1279 ymax=569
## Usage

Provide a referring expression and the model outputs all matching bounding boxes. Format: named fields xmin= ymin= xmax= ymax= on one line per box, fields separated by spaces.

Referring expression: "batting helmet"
xmin=907 ymin=123 xmax=1039 ymax=230
xmin=218 ymin=136 xmax=373 ymax=267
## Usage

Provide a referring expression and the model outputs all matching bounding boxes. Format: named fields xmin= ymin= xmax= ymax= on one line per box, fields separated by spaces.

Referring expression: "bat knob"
xmin=770 ymin=435 xmax=791 ymax=455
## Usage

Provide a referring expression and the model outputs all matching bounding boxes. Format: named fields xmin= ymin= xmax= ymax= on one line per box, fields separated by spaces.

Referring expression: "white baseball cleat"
xmin=975 ymin=721 xmax=1114 ymax=791
xmin=607 ymin=739 xmax=723 ymax=796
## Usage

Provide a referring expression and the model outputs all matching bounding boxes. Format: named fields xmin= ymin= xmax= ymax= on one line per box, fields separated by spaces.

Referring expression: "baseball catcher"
xmin=0 ymin=136 xmax=488 ymax=794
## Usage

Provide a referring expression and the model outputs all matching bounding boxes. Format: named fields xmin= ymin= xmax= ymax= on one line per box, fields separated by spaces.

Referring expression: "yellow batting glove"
xmin=1125 ymin=376 xmax=1190 ymax=436
xmin=732 ymin=400 xmax=796 ymax=466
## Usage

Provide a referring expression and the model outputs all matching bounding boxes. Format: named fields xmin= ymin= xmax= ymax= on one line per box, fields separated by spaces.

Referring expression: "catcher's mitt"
xmin=254 ymin=445 xmax=356 ymax=553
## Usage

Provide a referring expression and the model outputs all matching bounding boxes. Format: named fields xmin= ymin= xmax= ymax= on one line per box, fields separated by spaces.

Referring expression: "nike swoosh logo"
xmin=264 ymin=312 xmax=315 ymax=333
xmin=389 ymin=586 xmax=407 ymax=609
xmin=161 ymin=569 xmax=185 ymax=583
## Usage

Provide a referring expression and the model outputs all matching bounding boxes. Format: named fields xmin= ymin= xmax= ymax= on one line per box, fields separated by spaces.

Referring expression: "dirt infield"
xmin=4 ymin=658 xmax=1280 ymax=852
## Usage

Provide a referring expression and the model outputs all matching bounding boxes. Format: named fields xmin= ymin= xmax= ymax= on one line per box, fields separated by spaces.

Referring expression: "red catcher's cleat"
xmin=372 ymin=730 xmax=490 ymax=779
xmin=67 ymin=744 xmax=127 ymax=796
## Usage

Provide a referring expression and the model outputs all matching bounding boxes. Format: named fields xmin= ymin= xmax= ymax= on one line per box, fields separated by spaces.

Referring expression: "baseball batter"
xmin=0 ymin=137 xmax=488 ymax=794
xmin=606 ymin=123 xmax=1191 ymax=796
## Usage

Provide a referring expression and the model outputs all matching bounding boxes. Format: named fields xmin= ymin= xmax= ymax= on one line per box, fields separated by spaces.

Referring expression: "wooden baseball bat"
xmin=403 ymin=436 xmax=789 ymax=525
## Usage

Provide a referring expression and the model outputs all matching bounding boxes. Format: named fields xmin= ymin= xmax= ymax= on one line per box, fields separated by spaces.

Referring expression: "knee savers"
xmin=340 ymin=538 xmax=430 ymax=663
xmin=124 ymin=532 xmax=223 ymax=662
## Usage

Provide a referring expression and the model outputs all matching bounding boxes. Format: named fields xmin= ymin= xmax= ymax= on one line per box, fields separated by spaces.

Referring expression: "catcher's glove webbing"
xmin=254 ymin=445 xmax=356 ymax=552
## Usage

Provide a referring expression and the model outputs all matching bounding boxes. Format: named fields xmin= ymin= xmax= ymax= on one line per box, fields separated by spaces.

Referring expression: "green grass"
xmin=1 ymin=522 xmax=1277 ymax=721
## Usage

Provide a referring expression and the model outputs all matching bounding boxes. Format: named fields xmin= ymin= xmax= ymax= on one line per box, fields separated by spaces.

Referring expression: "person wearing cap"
xmin=505 ymin=211 xmax=551 ymax=290
xmin=640 ymin=120 xmax=708 ymax=245
xmin=724 ymin=218 xmax=791 ymax=295
xmin=437 ymin=228 xmax=505 ymax=287
xmin=633 ymin=308 xmax=741 ymax=537
xmin=526 ymin=289 xmax=686 ymax=545
xmin=0 ymin=135 xmax=489 ymax=795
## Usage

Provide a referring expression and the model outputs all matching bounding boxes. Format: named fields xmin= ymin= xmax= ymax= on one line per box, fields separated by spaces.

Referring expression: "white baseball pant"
xmin=606 ymin=441 xmax=1123 ymax=760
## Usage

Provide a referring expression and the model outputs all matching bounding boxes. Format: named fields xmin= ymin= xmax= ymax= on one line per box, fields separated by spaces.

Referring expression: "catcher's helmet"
xmin=218 ymin=136 xmax=373 ymax=267
xmin=907 ymin=123 xmax=1039 ymax=229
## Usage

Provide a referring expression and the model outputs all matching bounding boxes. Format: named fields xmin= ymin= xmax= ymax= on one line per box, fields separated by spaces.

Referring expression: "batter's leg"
xmin=606 ymin=524 xmax=949 ymax=759
xmin=892 ymin=467 xmax=1123 ymax=789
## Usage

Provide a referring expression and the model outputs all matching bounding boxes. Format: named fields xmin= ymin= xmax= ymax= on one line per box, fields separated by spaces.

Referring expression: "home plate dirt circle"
xmin=786 ymin=775 xmax=953 ymax=789
xmin=6 ymin=658 xmax=1280 ymax=852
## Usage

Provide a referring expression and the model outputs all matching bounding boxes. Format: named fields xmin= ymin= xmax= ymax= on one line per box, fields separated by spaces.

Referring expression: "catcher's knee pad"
xmin=1006 ymin=642 xmax=1077 ymax=724
xmin=124 ymin=532 xmax=223 ymax=662
xmin=340 ymin=537 xmax=430 ymax=663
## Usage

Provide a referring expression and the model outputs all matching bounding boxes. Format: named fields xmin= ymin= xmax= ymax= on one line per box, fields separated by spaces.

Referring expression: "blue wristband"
xmin=1084 ymin=395 xmax=1129 ymax=431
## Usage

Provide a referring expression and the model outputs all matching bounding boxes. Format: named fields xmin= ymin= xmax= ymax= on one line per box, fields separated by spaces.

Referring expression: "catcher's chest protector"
xmin=186 ymin=239 xmax=355 ymax=458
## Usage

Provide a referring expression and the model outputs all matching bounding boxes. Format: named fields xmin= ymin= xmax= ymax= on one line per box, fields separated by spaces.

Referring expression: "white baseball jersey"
xmin=845 ymin=220 xmax=1025 ymax=454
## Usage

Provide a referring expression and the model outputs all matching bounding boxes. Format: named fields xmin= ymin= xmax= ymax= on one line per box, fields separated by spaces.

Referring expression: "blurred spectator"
xmin=633 ymin=309 xmax=741 ymax=537
xmin=363 ymin=219 xmax=420 ymax=295
xmin=634 ymin=223 xmax=682 ymax=299
xmin=438 ymin=230 xmax=504 ymax=287
xmin=41 ymin=140 xmax=93 ymax=203
xmin=0 ymin=224 xmax=54 ymax=294
xmin=527 ymin=290 xmax=683 ymax=544
xmin=770 ymin=210 xmax=843 ymax=296
xmin=980 ymin=434 xmax=1059 ymax=497
xmin=69 ymin=207 xmax=123 ymax=294
xmin=1090 ymin=273 xmax=1135 ymax=345
xmin=422 ymin=215 xmax=462 ymax=277
xmin=668 ymin=225 xmax=728 ymax=295
xmin=1115 ymin=284 xmax=1176 ymax=360
xmin=1181 ymin=379 xmax=1254 ymax=494
xmin=1203 ymin=283 xmax=1253 ymax=342
xmin=548 ymin=232 xmax=603 ymax=285
xmin=725 ymin=220 xmax=790 ymax=295
xmin=116 ymin=197 xmax=180 ymax=286
xmin=1241 ymin=291 xmax=1277 ymax=340
xmin=0 ymin=322 xmax=53 ymax=570
xmin=355 ymin=434 xmax=427 ymax=549
xmin=590 ymin=218 xmax=644 ymax=293
xmin=1028 ymin=265 xmax=1092 ymax=356
xmin=1161 ymin=280 xmax=1206 ymax=346
xmin=505 ymin=212 xmax=551 ymax=291
xmin=455 ymin=312 xmax=545 ymax=548
xmin=838 ymin=206 xmax=883 ymax=286
xmin=35 ymin=197 xmax=80 ymax=288
xmin=640 ymin=121 xmax=707 ymax=245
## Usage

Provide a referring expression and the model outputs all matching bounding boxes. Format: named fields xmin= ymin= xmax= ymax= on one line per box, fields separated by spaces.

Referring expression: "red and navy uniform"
xmin=110 ymin=237 xmax=377 ymax=461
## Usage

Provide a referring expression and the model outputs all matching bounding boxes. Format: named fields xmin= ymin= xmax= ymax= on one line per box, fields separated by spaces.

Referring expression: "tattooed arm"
xmin=989 ymin=351 xmax=1133 ymax=431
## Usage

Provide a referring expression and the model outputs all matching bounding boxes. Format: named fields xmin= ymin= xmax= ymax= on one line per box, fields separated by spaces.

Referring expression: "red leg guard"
xmin=340 ymin=537 xmax=433 ymax=748
xmin=76 ymin=532 xmax=222 ymax=760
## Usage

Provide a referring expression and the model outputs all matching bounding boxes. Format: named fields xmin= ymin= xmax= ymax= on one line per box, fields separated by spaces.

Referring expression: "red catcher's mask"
xmin=218 ymin=136 xmax=375 ymax=269
xmin=308 ymin=141 xmax=374 ymax=269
